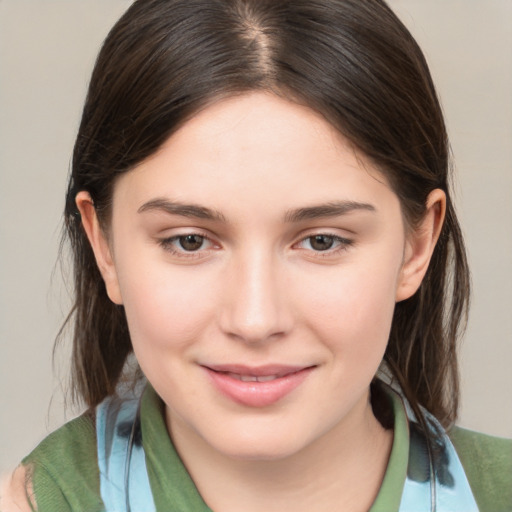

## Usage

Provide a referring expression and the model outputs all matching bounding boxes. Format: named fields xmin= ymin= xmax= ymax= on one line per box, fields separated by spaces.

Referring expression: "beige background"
xmin=1 ymin=1 xmax=511 ymax=473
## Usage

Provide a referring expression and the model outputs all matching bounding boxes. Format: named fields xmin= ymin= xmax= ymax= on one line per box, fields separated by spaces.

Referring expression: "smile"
xmin=227 ymin=373 xmax=280 ymax=382
xmin=201 ymin=364 xmax=315 ymax=407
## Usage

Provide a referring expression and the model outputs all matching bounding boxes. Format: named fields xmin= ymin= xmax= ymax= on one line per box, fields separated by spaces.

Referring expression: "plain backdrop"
xmin=1 ymin=0 xmax=511 ymax=474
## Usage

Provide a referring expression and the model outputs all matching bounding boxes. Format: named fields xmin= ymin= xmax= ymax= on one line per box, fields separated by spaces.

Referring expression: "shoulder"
xmin=19 ymin=409 xmax=104 ymax=512
xmin=1 ymin=465 xmax=34 ymax=512
xmin=22 ymin=409 xmax=98 ymax=479
xmin=449 ymin=426 xmax=512 ymax=512
xmin=449 ymin=425 xmax=512 ymax=473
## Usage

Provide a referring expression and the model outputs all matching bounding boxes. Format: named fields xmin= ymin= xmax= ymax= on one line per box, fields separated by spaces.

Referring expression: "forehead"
xmin=113 ymin=92 xmax=401 ymax=221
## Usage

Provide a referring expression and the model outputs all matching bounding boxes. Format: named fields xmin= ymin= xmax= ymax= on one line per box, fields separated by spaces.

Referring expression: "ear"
xmin=396 ymin=189 xmax=446 ymax=302
xmin=76 ymin=191 xmax=123 ymax=305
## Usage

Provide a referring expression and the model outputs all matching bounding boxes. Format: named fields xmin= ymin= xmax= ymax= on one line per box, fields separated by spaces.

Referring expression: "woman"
xmin=3 ymin=0 xmax=511 ymax=510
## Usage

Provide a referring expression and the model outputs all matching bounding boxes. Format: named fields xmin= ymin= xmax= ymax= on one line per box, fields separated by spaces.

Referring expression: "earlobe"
xmin=75 ymin=191 xmax=123 ymax=305
xmin=396 ymin=189 xmax=446 ymax=302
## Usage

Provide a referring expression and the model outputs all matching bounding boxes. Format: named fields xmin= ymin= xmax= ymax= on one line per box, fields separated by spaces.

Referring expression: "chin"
xmin=219 ymin=439 xmax=306 ymax=462
xmin=201 ymin=421 xmax=320 ymax=462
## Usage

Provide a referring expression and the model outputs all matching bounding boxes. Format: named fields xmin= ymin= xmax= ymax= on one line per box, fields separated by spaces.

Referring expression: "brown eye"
xmin=295 ymin=234 xmax=352 ymax=255
xmin=178 ymin=234 xmax=205 ymax=251
xmin=309 ymin=235 xmax=335 ymax=251
xmin=159 ymin=232 xmax=217 ymax=258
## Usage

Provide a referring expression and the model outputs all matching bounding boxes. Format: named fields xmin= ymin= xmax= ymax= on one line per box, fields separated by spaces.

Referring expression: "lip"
xmin=201 ymin=364 xmax=315 ymax=407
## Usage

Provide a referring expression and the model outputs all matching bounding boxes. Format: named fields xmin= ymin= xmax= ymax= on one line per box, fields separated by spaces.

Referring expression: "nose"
xmin=219 ymin=250 xmax=293 ymax=344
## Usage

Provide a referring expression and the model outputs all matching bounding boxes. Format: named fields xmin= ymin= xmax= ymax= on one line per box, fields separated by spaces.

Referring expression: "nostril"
xmin=225 ymin=328 xmax=287 ymax=345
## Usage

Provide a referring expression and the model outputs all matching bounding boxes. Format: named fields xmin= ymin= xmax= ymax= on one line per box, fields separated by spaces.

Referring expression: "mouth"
xmin=226 ymin=373 xmax=281 ymax=383
xmin=201 ymin=364 xmax=316 ymax=407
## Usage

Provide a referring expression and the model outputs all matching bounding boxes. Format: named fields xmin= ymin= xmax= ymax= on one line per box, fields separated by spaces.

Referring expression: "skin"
xmin=0 ymin=466 xmax=33 ymax=511
xmin=71 ymin=92 xmax=445 ymax=512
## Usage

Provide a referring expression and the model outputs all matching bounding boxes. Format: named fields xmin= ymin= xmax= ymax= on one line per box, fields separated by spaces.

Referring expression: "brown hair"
xmin=63 ymin=0 xmax=469 ymax=430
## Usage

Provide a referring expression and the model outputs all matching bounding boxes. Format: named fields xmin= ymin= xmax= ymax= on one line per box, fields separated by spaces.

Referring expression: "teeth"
xmin=256 ymin=375 xmax=278 ymax=382
xmin=240 ymin=374 xmax=258 ymax=382
xmin=227 ymin=372 xmax=279 ymax=382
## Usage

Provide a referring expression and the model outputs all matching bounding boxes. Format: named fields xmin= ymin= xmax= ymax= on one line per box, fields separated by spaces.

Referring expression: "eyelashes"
xmin=158 ymin=232 xmax=353 ymax=260
xmin=294 ymin=234 xmax=353 ymax=254
xmin=159 ymin=233 xmax=216 ymax=259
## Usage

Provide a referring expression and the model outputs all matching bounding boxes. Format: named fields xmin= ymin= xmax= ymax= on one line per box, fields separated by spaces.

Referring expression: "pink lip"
xmin=202 ymin=364 xmax=315 ymax=407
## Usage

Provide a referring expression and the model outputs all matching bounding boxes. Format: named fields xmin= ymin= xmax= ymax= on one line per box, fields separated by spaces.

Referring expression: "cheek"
xmin=115 ymin=254 xmax=219 ymax=353
xmin=299 ymin=251 xmax=401 ymax=360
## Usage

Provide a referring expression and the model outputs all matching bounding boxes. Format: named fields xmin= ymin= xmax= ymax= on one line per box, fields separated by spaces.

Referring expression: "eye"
xmin=308 ymin=234 xmax=336 ymax=251
xmin=296 ymin=234 xmax=353 ymax=254
xmin=159 ymin=233 xmax=216 ymax=256
xmin=176 ymin=234 xmax=206 ymax=251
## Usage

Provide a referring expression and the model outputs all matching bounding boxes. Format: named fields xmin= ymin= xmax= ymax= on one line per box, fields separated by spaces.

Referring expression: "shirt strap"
xmin=96 ymin=394 xmax=157 ymax=512
xmin=398 ymin=394 xmax=480 ymax=512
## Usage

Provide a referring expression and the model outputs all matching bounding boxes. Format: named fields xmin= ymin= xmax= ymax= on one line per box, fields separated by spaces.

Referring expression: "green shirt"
xmin=23 ymin=386 xmax=512 ymax=511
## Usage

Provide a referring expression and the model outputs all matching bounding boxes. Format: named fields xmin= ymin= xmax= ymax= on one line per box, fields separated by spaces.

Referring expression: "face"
xmin=83 ymin=92 xmax=437 ymax=461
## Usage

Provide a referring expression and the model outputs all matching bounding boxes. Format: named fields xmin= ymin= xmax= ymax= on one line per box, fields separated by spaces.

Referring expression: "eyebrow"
xmin=284 ymin=201 xmax=376 ymax=223
xmin=138 ymin=198 xmax=375 ymax=223
xmin=137 ymin=198 xmax=227 ymax=222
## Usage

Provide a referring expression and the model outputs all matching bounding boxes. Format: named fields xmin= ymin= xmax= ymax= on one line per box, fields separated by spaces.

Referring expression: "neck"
xmin=167 ymin=393 xmax=393 ymax=512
